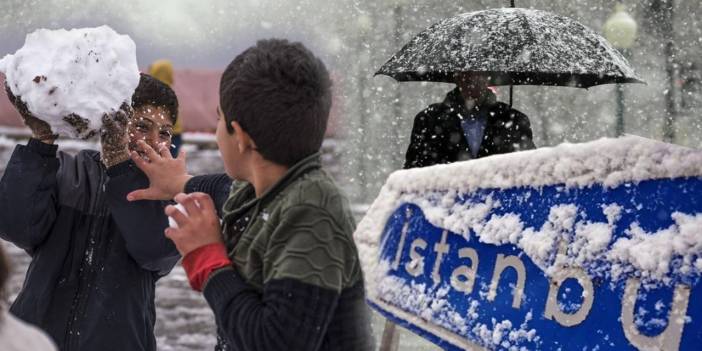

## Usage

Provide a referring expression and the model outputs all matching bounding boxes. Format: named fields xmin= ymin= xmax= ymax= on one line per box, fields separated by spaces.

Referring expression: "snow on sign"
xmin=354 ymin=136 xmax=702 ymax=351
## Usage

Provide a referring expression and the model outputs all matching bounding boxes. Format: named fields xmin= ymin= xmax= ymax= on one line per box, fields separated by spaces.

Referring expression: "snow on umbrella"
xmin=376 ymin=7 xmax=644 ymax=88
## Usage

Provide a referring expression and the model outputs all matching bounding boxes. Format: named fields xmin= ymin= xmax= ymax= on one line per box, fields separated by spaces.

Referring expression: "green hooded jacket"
xmin=188 ymin=153 xmax=373 ymax=350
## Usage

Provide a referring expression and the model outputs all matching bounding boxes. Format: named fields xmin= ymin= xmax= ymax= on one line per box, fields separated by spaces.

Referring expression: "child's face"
xmin=128 ymin=105 xmax=173 ymax=156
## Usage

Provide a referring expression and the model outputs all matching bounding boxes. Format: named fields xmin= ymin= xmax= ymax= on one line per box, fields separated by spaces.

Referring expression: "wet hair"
xmin=132 ymin=73 xmax=179 ymax=124
xmin=219 ymin=38 xmax=332 ymax=166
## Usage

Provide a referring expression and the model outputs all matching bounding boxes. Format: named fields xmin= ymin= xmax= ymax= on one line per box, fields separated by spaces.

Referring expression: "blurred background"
xmin=0 ymin=0 xmax=700 ymax=350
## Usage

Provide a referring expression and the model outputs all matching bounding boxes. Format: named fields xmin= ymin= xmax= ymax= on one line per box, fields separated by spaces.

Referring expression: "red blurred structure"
xmin=0 ymin=70 xmax=340 ymax=137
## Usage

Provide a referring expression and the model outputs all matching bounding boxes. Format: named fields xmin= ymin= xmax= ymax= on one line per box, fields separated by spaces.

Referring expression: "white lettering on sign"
xmin=405 ymin=238 xmax=427 ymax=277
xmin=388 ymin=222 xmax=694 ymax=349
xmin=392 ymin=207 xmax=413 ymax=270
xmin=432 ymin=230 xmax=450 ymax=285
xmin=487 ymin=254 xmax=526 ymax=309
xmin=621 ymin=278 xmax=690 ymax=351
xmin=450 ymin=247 xmax=479 ymax=294
xmin=544 ymin=266 xmax=595 ymax=327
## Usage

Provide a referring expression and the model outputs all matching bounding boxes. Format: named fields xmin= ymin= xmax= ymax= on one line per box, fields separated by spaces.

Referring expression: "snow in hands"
xmin=0 ymin=26 xmax=140 ymax=138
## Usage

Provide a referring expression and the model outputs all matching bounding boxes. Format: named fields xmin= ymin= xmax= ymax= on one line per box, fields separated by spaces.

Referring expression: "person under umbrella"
xmin=377 ymin=7 xmax=643 ymax=169
xmin=404 ymin=72 xmax=535 ymax=169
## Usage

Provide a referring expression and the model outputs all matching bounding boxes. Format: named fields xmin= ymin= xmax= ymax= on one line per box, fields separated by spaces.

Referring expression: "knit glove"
xmin=100 ymin=103 xmax=132 ymax=168
xmin=4 ymin=83 xmax=57 ymax=143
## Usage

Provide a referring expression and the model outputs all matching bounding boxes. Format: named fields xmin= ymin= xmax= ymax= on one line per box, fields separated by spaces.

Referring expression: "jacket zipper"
xmin=63 ymin=166 xmax=109 ymax=350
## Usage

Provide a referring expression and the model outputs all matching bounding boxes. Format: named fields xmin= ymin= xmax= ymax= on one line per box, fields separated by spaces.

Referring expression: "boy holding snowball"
xmin=0 ymin=27 xmax=180 ymax=351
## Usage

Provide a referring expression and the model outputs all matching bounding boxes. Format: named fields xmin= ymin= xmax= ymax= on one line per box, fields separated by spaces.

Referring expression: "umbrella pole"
xmin=510 ymin=0 xmax=514 ymax=106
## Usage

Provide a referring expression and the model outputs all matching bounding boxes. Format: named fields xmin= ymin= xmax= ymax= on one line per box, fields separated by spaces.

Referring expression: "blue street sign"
xmin=367 ymin=176 xmax=702 ymax=350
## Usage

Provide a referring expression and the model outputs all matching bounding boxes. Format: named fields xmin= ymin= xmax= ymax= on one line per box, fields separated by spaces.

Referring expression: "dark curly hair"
xmin=219 ymin=38 xmax=332 ymax=166
xmin=132 ymin=73 xmax=179 ymax=124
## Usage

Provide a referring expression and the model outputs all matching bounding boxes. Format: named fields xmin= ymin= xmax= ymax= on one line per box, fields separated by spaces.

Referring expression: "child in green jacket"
xmin=127 ymin=39 xmax=374 ymax=351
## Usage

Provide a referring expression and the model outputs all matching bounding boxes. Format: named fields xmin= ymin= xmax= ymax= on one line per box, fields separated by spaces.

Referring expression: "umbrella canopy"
xmin=376 ymin=8 xmax=644 ymax=88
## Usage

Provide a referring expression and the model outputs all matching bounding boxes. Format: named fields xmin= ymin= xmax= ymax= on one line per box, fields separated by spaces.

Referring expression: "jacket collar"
xmin=223 ymin=152 xmax=322 ymax=220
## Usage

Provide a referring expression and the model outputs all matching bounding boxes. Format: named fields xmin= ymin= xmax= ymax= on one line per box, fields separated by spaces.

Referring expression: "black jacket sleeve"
xmin=404 ymin=105 xmax=442 ymax=169
xmin=105 ymin=160 xmax=180 ymax=275
xmin=185 ymin=174 xmax=232 ymax=218
xmin=0 ymin=139 xmax=60 ymax=252
xmin=514 ymin=110 xmax=537 ymax=151
xmin=203 ymin=268 xmax=340 ymax=351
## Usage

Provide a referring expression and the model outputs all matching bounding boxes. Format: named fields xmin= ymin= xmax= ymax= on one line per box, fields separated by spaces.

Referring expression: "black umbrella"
xmin=376 ymin=7 xmax=644 ymax=92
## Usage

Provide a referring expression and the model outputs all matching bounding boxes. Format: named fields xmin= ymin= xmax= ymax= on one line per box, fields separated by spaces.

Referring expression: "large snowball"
xmin=0 ymin=26 xmax=140 ymax=139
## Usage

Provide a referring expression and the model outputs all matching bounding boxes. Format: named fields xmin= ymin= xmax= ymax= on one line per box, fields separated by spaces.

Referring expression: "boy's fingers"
xmin=177 ymin=150 xmax=186 ymax=162
xmin=176 ymin=194 xmax=201 ymax=217
xmin=130 ymin=151 xmax=151 ymax=169
xmin=164 ymin=227 xmax=176 ymax=239
xmin=191 ymin=192 xmax=216 ymax=214
xmin=126 ymin=189 xmax=143 ymax=201
xmin=157 ymin=143 xmax=171 ymax=159
xmin=127 ymin=188 xmax=159 ymax=201
xmin=138 ymin=140 xmax=161 ymax=162
xmin=165 ymin=205 xmax=189 ymax=227
xmin=173 ymin=192 xmax=188 ymax=203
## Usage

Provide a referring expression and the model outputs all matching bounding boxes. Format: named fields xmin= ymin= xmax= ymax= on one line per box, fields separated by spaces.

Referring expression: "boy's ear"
xmin=231 ymin=121 xmax=257 ymax=153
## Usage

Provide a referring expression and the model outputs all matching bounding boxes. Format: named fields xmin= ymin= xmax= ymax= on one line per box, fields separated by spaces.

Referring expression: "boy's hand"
xmin=127 ymin=140 xmax=192 ymax=201
xmin=100 ymin=105 xmax=131 ymax=168
xmin=5 ymin=83 xmax=56 ymax=143
xmin=25 ymin=114 xmax=56 ymax=144
xmin=165 ymin=193 xmax=222 ymax=256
